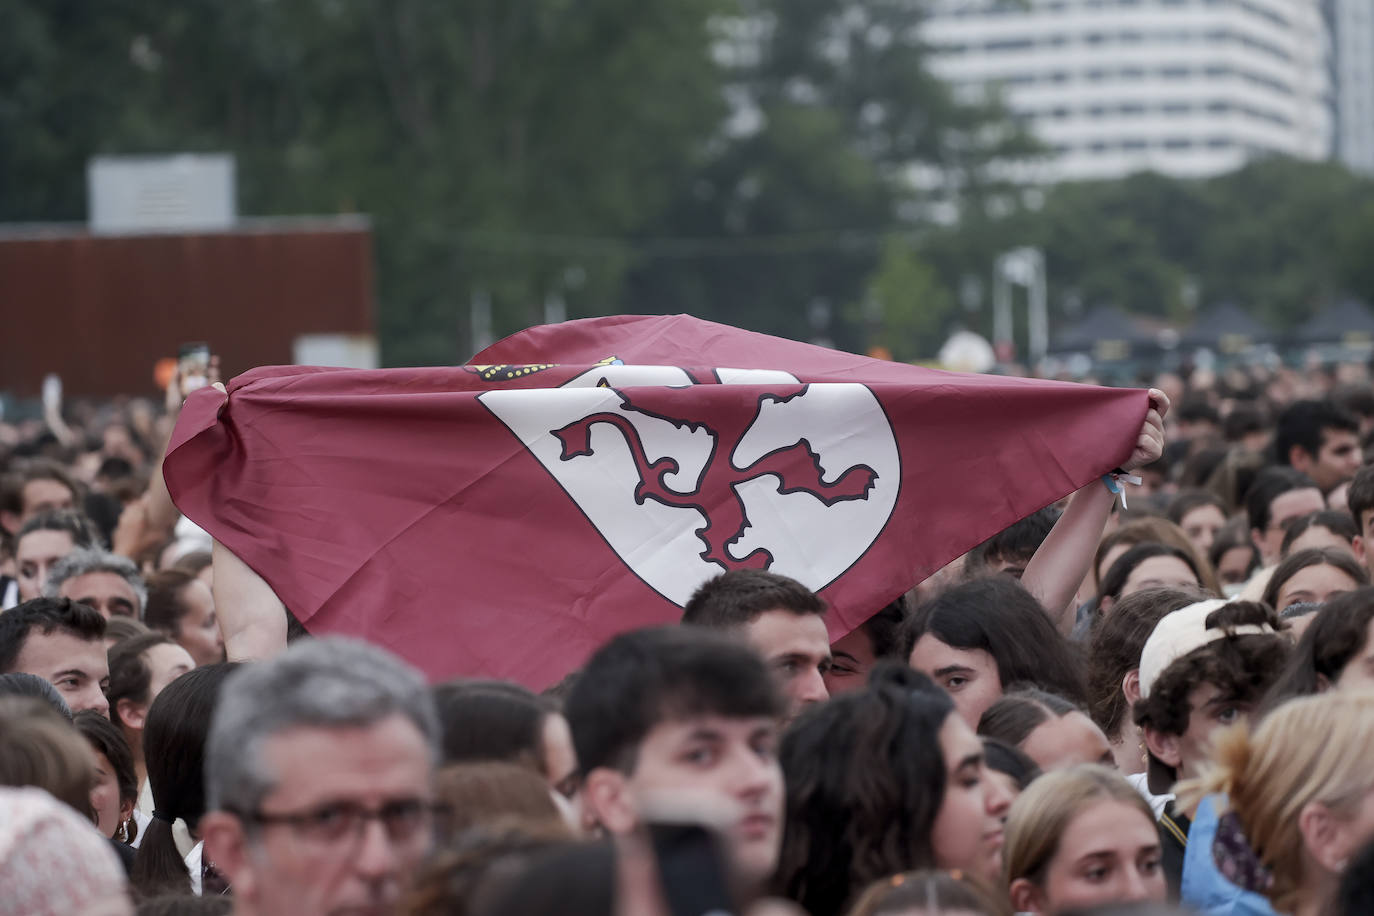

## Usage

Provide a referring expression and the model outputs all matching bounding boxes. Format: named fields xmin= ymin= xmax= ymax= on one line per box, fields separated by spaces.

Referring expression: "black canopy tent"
xmin=1179 ymin=301 xmax=1273 ymax=353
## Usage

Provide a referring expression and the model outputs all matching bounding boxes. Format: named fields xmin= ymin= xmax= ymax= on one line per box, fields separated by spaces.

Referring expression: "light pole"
xmin=993 ymin=247 xmax=1047 ymax=365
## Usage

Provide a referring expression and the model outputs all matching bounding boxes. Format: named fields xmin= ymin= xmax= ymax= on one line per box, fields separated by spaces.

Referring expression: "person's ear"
xmin=1251 ymin=527 xmax=1266 ymax=556
xmin=1316 ymin=672 xmax=1333 ymax=693
xmin=1143 ymin=725 xmax=1182 ymax=770
xmin=581 ymin=767 xmax=637 ymax=835
xmin=0 ymin=510 xmax=19 ymax=537
xmin=1099 ymin=595 xmax=1115 ymax=615
xmin=1353 ymin=535 xmax=1367 ymax=565
xmin=201 ymin=811 xmax=256 ymax=900
xmin=115 ymin=698 xmax=147 ymax=732
xmin=1009 ymin=877 xmax=1046 ymax=915
xmin=1289 ymin=445 xmax=1314 ymax=475
xmin=1298 ymin=800 xmax=1351 ymax=874
xmin=1122 ymin=669 xmax=1142 ymax=705
xmin=118 ymin=797 xmax=135 ymax=827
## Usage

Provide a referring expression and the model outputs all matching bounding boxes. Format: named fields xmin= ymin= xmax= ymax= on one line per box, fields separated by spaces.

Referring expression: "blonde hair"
xmin=1003 ymin=764 xmax=1155 ymax=887
xmin=1178 ymin=691 xmax=1374 ymax=914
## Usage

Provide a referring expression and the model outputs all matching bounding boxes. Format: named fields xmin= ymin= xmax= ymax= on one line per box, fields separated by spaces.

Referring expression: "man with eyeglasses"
xmin=199 ymin=637 xmax=440 ymax=915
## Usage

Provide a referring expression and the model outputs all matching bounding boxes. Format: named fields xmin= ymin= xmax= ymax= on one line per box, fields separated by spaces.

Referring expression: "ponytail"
xmin=130 ymin=812 xmax=191 ymax=897
xmin=127 ymin=664 xmax=239 ymax=899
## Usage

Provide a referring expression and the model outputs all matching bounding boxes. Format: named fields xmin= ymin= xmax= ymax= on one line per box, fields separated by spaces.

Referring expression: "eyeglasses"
xmin=231 ymin=798 xmax=443 ymax=849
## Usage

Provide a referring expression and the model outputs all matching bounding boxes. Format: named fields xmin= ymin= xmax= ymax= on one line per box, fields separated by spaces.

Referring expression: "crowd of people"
xmin=4 ymin=355 xmax=1374 ymax=916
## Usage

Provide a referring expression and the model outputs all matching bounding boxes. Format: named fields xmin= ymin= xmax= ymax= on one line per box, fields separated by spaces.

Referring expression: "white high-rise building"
xmin=920 ymin=0 xmax=1333 ymax=181
xmin=1327 ymin=0 xmax=1374 ymax=175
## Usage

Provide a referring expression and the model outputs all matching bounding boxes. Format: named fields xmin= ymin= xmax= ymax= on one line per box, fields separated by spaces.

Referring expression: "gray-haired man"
xmin=200 ymin=637 xmax=440 ymax=915
xmin=44 ymin=547 xmax=146 ymax=620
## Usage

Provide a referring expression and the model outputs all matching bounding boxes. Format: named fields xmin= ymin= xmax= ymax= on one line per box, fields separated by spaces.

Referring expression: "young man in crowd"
xmin=681 ymin=569 xmax=831 ymax=719
xmin=1245 ymin=466 xmax=1326 ymax=567
xmin=11 ymin=508 xmax=101 ymax=605
xmin=44 ymin=547 xmax=146 ymax=620
xmin=825 ymin=598 xmax=906 ymax=695
xmin=1131 ymin=598 xmax=1290 ymax=899
xmin=962 ymin=507 xmax=1060 ymax=581
xmin=200 ymin=636 xmax=440 ymax=916
xmin=1274 ymin=399 xmax=1363 ymax=495
xmin=565 ymin=625 xmax=785 ymax=900
xmin=0 ymin=596 xmax=110 ymax=716
xmin=0 ymin=459 xmax=81 ymax=536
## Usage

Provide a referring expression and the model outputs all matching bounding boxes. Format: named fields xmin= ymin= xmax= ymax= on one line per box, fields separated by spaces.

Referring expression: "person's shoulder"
xmin=107 ymin=837 xmax=136 ymax=875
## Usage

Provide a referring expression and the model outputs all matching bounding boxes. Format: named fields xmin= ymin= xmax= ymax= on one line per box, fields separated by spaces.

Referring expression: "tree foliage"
xmin=920 ymin=158 xmax=1374 ymax=348
xmin=3 ymin=3 xmax=1369 ymax=363
xmin=0 ymin=0 xmax=1027 ymax=364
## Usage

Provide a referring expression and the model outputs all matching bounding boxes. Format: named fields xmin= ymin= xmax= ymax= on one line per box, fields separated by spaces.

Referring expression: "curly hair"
xmin=1133 ymin=602 xmax=1289 ymax=738
xmin=1086 ymin=587 xmax=1205 ymax=740
xmin=775 ymin=664 xmax=955 ymax=916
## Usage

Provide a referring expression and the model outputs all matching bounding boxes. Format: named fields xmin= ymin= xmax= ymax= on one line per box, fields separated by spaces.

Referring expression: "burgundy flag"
xmin=164 ymin=315 xmax=1146 ymax=687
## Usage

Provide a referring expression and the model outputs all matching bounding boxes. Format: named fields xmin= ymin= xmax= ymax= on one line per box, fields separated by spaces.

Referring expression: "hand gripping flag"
xmin=164 ymin=315 xmax=1147 ymax=687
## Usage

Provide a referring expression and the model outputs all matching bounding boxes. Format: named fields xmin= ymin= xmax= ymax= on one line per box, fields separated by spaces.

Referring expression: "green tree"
xmin=845 ymin=235 xmax=955 ymax=360
xmin=625 ymin=0 xmax=1037 ymax=351
xmin=0 ymin=1 xmax=731 ymax=364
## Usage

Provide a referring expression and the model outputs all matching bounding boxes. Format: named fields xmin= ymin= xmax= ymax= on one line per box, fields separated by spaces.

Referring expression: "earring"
xmin=115 ymin=820 xmax=128 ymax=844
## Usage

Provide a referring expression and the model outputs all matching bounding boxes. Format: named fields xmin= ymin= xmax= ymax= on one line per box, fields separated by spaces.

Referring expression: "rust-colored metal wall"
xmin=0 ymin=220 xmax=374 ymax=397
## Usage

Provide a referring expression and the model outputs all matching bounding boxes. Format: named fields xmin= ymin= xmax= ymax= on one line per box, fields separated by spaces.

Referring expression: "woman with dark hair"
xmin=132 ymin=662 xmax=238 ymax=898
xmin=431 ymin=679 xmax=578 ymax=800
xmin=1092 ymin=518 xmax=1220 ymax=601
xmin=107 ymin=632 xmax=195 ymax=837
xmin=775 ymin=664 xmax=1012 ymax=916
xmin=1085 ymin=587 xmax=1203 ymax=779
xmin=1260 ymin=546 xmax=1369 ymax=612
xmin=1096 ymin=544 xmax=1206 ymax=615
xmin=902 ymin=577 xmax=1088 ymax=727
xmin=1261 ymin=586 xmax=1374 ymax=711
xmin=978 ymin=687 xmax=1113 ymax=772
xmin=1166 ymin=488 xmax=1229 ymax=556
xmin=74 ymin=710 xmax=139 ymax=845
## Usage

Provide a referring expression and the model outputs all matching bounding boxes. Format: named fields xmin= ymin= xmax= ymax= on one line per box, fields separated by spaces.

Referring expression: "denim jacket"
xmin=1180 ymin=794 xmax=1278 ymax=916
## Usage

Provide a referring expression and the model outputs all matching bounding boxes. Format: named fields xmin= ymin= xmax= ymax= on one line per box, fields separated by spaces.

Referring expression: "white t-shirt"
xmin=1126 ymin=770 xmax=1174 ymax=820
